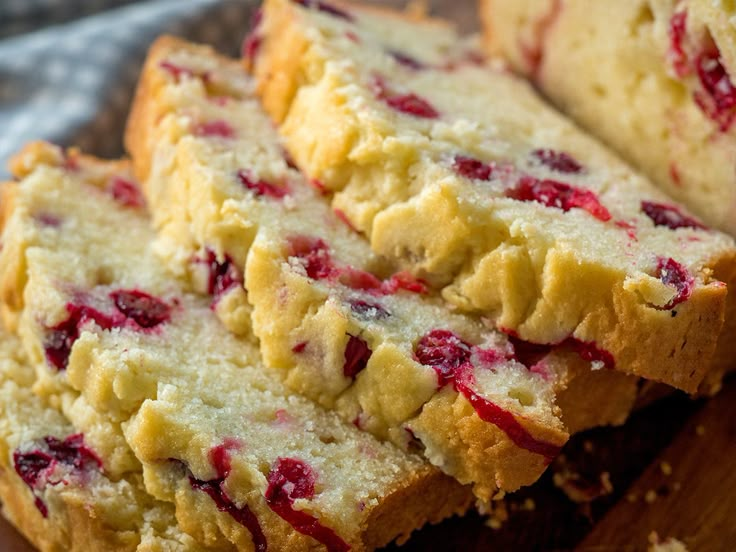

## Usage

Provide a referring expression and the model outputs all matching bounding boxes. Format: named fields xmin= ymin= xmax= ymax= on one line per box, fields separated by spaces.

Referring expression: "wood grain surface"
xmin=2 ymin=1 xmax=734 ymax=550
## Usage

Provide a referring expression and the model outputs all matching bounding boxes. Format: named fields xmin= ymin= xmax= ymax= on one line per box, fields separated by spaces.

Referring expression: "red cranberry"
xmin=196 ymin=249 xmax=243 ymax=302
xmin=641 ymin=200 xmax=706 ymax=230
xmin=385 ymin=93 xmax=439 ymax=119
xmin=14 ymin=434 xmax=103 ymax=517
xmin=655 ymin=257 xmax=694 ymax=310
xmin=108 ymin=177 xmax=145 ymax=208
xmin=668 ymin=11 xmax=690 ymax=77
xmin=333 ymin=208 xmax=358 ymax=232
xmin=693 ymin=49 xmax=736 ymax=131
xmin=159 ymin=61 xmax=197 ymax=81
xmin=562 ymin=338 xmax=615 ymax=370
xmin=337 ymin=267 xmax=382 ymax=291
xmin=389 ymin=50 xmax=426 ymax=70
xmin=34 ymin=213 xmax=62 ymax=227
xmin=343 ymin=334 xmax=372 ymax=378
xmin=531 ymin=149 xmax=584 ymax=174
xmin=195 ymin=120 xmax=235 ymax=139
xmin=287 ymin=236 xmax=337 ymax=280
xmin=43 ymin=434 xmax=103 ymax=472
xmin=349 ymin=299 xmax=390 ymax=319
xmin=414 ymin=329 xmax=473 ymax=388
xmin=14 ymin=450 xmax=53 ymax=489
xmin=310 ymin=179 xmax=328 ymax=195
xmin=293 ymin=0 xmax=353 ymax=21
xmin=242 ymin=8 xmax=263 ymax=64
xmin=44 ymin=304 xmax=117 ymax=370
xmin=453 ymin=378 xmax=561 ymax=460
xmin=189 ymin=476 xmax=266 ymax=551
xmin=292 ymin=341 xmax=308 ymax=353
xmin=266 ymin=458 xmax=350 ymax=552
xmin=452 ymin=155 xmax=498 ymax=181
xmin=372 ymin=75 xmax=439 ymax=119
xmin=506 ymin=176 xmax=612 ymax=222
xmin=505 ymin=331 xmax=553 ymax=367
xmin=237 ymin=169 xmax=289 ymax=199
xmin=504 ymin=329 xmax=615 ymax=370
xmin=208 ymin=439 xmax=242 ymax=479
xmin=110 ymin=289 xmax=171 ymax=329
xmin=380 ymin=271 xmax=428 ymax=295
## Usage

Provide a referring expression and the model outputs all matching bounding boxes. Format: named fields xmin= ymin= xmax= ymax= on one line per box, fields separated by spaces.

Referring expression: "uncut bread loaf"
xmin=481 ymin=0 xmax=736 ymax=235
xmin=0 ymin=142 xmax=472 ymax=551
xmin=0 ymin=328 xmax=205 ymax=552
xmin=125 ymin=36 xmax=641 ymax=499
xmin=249 ymin=0 xmax=736 ymax=394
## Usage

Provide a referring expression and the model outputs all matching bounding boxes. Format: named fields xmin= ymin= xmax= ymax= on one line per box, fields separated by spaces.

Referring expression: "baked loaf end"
xmin=0 ymin=328 xmax=207 ymax=552
xmin=481 ymin=0 xmax=736 ymax=235
xmin=250 ymin=0 xmax=736 ymax=393
xmin=0 ymin=141 xmax=472 ymax=551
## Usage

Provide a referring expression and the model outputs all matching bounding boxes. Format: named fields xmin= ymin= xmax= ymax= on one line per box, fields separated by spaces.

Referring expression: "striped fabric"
xmin=0 ymin=0 xmax=257 ymax=177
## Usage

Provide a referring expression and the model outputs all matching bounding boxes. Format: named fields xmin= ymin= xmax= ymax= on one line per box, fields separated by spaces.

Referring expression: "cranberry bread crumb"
xmin=124 ymin=37 xmax=642 ymax=498
xmin=0 ymin=328 xmax=206 ymax=552
xmin=481 ymin=0 xmax=736 ymax=235
xmin=250 ymin=0 xmax=736 ymax=393
xmin=0 ymin=142 xmax=472 ymax=550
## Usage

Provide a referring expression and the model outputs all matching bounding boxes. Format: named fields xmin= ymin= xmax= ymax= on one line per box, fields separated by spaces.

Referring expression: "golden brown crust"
xmin=411 ymin=390 xmax=565 ymax=496
xmin=124 ymin=35 xmax=247 ymax=183
xmin=124 ymin=35 xmax=182 ymax=182
xmin=9 ymin=141 xmax=131 ymax=185
xmin=556 ymin=362 xmax=639 ymax=434
xmin=0 ymin=182 xmax=23 ymax=332
xmin=0 ymin=465 xmax=141 ymax=552
xmin=360 ymin=466 xmax=472 ymax=549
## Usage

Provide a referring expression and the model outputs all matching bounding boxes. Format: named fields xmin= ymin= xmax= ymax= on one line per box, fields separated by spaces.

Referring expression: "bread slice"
xmin=0 ymin=142 xmax=472 ymax=550
xmin=124 ymin=36 xmax=644 ymax=499
xmin=249 ymin=0 xmax=736 ymax=393
xmin=0 ymin=328 xmax=207 ymax=552
xmin=480 ymin=0 xmax=736 ymax=235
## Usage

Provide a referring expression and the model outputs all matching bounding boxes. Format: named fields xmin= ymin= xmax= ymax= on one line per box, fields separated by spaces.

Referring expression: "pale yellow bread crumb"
xmin=481 ymin=0 xmax=736 ymax=236
xmin=0 ymin=142 xmax=472 ymax=550
xmin=0 ymin=328 xmax=208 ymax=551
xmin=251 ymin=0 xmax=736 ymax=394
xmin=124 ymin=37 xmax=643 ymax=499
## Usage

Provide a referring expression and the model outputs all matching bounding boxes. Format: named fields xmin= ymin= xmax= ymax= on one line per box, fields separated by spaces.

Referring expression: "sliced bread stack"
xmin=0 ymin=1 xmax=735 ymax=550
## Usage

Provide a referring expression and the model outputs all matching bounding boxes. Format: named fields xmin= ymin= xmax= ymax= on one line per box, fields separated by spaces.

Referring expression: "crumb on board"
xmin=481 ymin=500 xmax=509 ymax=530
xmin=648 ymin=531 xmax=690 ymax=551
xmin=660 ymin=461 xmax=672 ymax=476
xmin=645 ymin=490 xmax=658 ymax=503
xmin=553 ymin=468 xmax=613 ymax=503
xmin=695 ymin=424 xmax=705 ymax=436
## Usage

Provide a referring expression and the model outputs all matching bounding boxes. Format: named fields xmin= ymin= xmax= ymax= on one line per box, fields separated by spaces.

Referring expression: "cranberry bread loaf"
xmin=250 ymin=0 xmax=736 ymax=393
xmin=481 ymin=0 xmax=736 ymax=235
xmin=0 ymin=142 xmax=472 ymax=550
xmin=0 ymin=328 xmax=206 ymax=552
xmin=124 ymin=37 xmax=642 ymax=499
